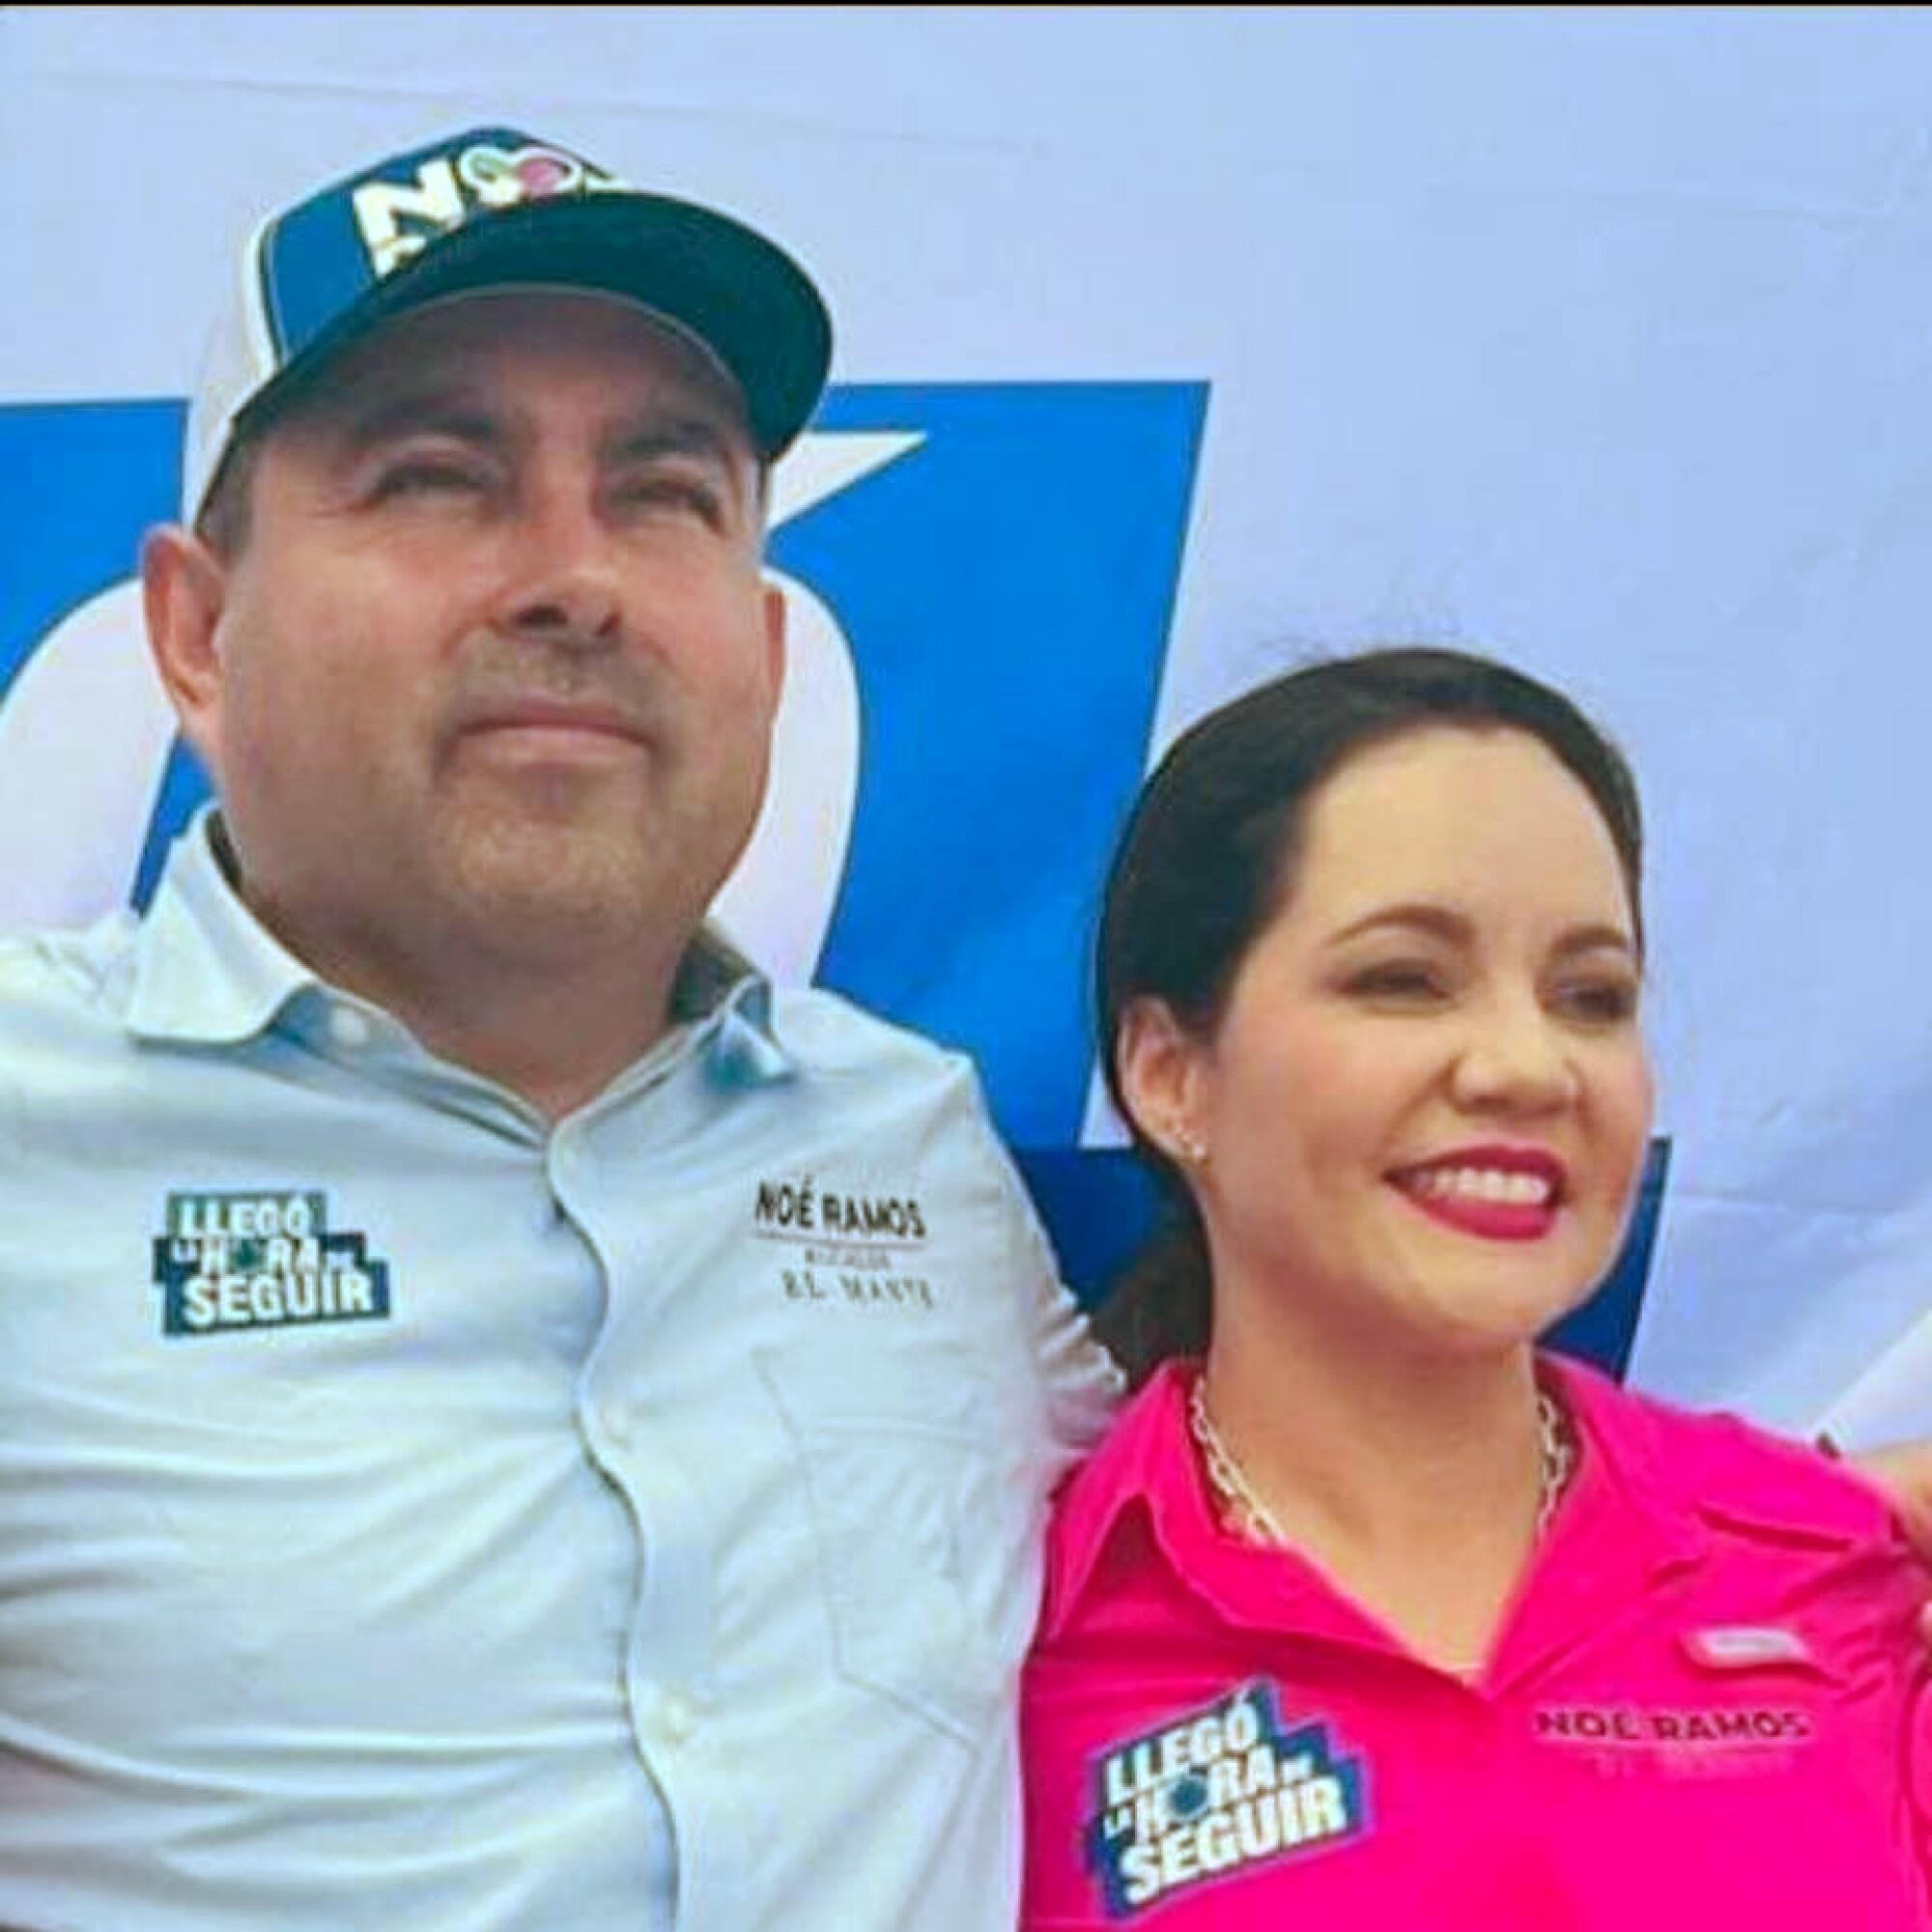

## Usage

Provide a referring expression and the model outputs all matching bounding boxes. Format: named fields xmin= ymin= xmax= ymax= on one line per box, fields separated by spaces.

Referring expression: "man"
xmin=0 ymin=127 xmax=1118 ymax=1930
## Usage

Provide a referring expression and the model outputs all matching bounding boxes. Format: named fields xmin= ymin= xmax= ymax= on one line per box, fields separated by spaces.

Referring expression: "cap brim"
xmin=247 ymin=191 xmax=831 ymax=461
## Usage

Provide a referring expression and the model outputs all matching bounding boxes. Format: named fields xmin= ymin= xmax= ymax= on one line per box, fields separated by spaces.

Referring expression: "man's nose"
xmin=1448 ymin=991 xmax=1579 ymax=1117
xmin=494 ymin=486 xmax=623 ymax=647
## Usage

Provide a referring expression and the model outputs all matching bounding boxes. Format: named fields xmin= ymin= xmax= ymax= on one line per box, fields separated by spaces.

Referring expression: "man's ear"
xmin=1115 ymin=995 xmax=1208 ymax=1166
xmin=141 ymin=525 xmax=229 ymax=777
xmin=760 ymin=578 xmax=787 ymax=706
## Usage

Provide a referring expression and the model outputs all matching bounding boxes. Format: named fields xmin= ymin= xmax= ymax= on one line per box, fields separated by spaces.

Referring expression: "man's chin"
xmin=430 ymin=792 xmax=754 ymax=953
xmin=436 ymin=834 xmax=672 ymax=951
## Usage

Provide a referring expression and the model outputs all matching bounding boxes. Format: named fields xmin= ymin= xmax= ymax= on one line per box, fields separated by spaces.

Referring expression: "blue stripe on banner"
xmin=0 ymin=400 xmax=183 ymax=692
xmin=780 ymin=382 xmax=1206 ymax=1148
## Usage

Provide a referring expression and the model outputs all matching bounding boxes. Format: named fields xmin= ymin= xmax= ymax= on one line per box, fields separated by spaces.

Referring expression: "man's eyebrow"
xmin=313 ymin=395 xmax=753 ymax=495
xmin=328 ymin=388 xmax=506 ymax=460
xmin=602 ymin=415 xmax=743 ymax=469
xmin=1325 ymin=902 xmax=1637 ymax=957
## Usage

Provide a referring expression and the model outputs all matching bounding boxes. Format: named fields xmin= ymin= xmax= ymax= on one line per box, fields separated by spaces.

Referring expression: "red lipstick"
xmin=1390 ymin=1145 xmax=1566 ymax=1243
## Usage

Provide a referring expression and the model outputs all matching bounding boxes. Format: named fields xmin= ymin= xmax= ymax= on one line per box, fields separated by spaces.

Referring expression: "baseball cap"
xmin=184 ymin=125 xmax=833 ymax=520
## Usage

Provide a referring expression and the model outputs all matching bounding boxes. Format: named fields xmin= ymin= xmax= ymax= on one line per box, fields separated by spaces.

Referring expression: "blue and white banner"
xmin=6 ymin=8 xmax=1931 ymax=1441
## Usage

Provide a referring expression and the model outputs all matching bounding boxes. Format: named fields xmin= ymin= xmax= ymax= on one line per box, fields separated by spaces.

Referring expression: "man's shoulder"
xmin=0 ymin=914 xmax=143 ymax=1143
xmin=0 ymin=909 xmax=139 ymax=1031
xmin=767 ymin=982 xmax=978 ymax=1092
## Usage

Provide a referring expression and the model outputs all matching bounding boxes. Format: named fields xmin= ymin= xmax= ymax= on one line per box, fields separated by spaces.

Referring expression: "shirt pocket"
xmin=756 ymin=1345 xmax=1011 ymax=1744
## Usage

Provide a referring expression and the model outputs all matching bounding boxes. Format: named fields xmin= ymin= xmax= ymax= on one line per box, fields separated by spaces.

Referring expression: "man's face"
xmin=155 ymin=291 xmax=783 ymax=980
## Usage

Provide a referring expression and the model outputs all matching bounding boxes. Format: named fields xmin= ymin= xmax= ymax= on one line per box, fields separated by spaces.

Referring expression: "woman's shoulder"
xmin=1036 ymin=1364 xmax=1198 ymax=1635
xmin=1548 ymin=1351 xmax=1904 ymax=1552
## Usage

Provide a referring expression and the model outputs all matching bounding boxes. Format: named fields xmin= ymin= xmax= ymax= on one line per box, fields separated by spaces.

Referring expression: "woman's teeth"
xmin=1409 ymin=1167 xmax=1552 ymax=1207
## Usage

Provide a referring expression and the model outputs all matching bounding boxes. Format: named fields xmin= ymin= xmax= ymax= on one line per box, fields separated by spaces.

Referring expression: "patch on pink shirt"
xmin=1681 ymin=1624 xmax=1815 ymax=1671
xmin=1085 ymin=1681 xmax=1369 ymax=1918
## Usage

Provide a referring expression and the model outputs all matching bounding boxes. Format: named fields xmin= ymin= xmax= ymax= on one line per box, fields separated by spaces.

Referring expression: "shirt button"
xmin=601 ymin=1406 xmax=636 ymax=1451
xmin=658 ymin=1690 xmax=698 ymax=1745
xmin=327 ymin=1006 xmax=374 ymax=1050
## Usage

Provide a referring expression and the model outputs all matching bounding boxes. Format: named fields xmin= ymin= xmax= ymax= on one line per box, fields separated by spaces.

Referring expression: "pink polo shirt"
xmin=1021 ymin=1355 xmax=1930 ymax=1929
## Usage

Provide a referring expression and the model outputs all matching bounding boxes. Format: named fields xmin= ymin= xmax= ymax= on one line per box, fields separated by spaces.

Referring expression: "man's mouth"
xmin=458 ymin=700 xmax=648 ymax=756
xmin=1388 ymin=1146 xmax=1566 ymax=1242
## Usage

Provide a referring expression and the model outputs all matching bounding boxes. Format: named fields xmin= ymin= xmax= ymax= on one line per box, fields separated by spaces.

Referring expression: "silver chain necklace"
xmin=1187 ymin=1375 xmax=1577 ymax=1549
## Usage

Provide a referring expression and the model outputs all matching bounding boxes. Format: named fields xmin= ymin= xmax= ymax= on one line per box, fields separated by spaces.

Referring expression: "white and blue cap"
xmin=184 ymin=125 xmax=833 ymax=521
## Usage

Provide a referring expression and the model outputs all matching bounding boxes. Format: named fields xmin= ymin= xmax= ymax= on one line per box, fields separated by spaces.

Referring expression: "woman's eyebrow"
xmin=1324 ymin=906 xmax=1638 ymax=958
xmin=1549 ymin=923 xmax=1639 ymax=961
xmin=1326 ymin=902 xmax=1472 ymax=948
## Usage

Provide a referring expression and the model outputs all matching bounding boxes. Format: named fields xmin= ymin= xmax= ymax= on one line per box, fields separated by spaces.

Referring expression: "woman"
xmin=1022 ymin=648 xmax=1927 ymax=1928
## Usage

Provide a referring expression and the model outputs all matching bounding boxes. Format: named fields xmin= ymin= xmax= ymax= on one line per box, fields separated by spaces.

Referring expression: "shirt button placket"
xmin=554 ymin=1098 xmax=741 ymax=1927
xmin=656 ymin=1687 xmax=699 ymax=1747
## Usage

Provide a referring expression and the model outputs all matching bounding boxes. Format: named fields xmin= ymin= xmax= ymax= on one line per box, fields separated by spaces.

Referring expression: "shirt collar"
xmin=1530 ymin=1350 xmax=1716 ymax=1577
xmin=123 ymin=811 xmax=313 ymax=1044
xmin=1479 ymin=1353 xmax=1711 ymax=1693
xmin=1042 ymin=1351 xmax=1712 ymax=1653
xmin=123 ymin=810 xmax=795 ymax=1086
xmin=1041 ymin=1358 xmax=1220 ymax=1644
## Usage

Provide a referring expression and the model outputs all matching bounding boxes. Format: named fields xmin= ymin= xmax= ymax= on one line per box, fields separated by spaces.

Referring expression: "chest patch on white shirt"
xmin=150 ymin=1188 xmax=392 ymax=1337
xmin=752 ymin=1171 xmax=941 ymax=1312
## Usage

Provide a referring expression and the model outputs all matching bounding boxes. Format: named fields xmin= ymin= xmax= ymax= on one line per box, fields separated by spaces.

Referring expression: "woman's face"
xmin=1133 ymin=723 xmax=1652 ymax=1356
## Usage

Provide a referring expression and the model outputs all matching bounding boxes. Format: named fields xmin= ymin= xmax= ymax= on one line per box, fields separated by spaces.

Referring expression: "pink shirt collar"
xmin=1040 ymin=1352 xmax=1719 ymax=1691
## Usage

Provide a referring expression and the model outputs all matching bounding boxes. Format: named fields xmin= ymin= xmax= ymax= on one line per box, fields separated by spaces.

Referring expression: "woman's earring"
xmin=1172 ymin=1127 xmax=1209 ymax=1169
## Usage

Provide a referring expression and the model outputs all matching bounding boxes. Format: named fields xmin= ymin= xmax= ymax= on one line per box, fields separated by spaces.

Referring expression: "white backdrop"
xmin=5 ymin=6 xmax=1931 ymax=1443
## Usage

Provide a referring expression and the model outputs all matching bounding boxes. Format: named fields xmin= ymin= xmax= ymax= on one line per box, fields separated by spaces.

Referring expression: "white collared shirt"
xmin=0 ymin=814 xmax=1121 ymax=1931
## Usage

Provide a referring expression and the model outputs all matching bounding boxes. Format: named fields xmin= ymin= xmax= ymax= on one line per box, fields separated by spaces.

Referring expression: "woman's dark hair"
xmin=1092 ymin=645 xmax=1644 ymax=1385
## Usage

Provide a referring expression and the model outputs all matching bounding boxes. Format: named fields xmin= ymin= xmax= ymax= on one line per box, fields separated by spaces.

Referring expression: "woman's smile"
xmin=1388 ymin=1144 xmax=1567 ymax=1242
